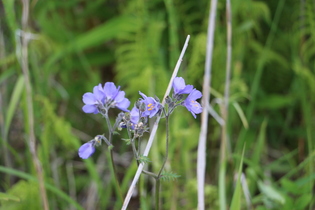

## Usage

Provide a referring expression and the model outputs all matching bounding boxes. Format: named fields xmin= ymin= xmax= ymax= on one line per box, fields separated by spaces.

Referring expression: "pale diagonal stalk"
xmin=103 ymin=113 xmax=123 ymax=204
xmin=20 ymin=0 xmax=49 ymax=209
xmin=122 ymin=35 xmax=190 ymax=210
xmin=219 ymin=1 xmax=232 ymax=210
xmin=125 ymin=112 xmax=158 ymax=178
xmin=197 ymin=0 xmax=218 ymax=209
xmin=131 ymin=137 xmax=158 ymax=178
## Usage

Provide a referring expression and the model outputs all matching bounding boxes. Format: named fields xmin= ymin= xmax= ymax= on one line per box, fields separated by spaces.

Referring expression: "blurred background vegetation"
xmin=0 ymin=0 xmax=314 ymax=209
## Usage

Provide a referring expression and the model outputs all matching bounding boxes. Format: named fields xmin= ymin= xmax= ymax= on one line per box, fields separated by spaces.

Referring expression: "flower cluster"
xmin=171 ymin=77 xmax=203 ymax=118
xmin=78 ymin=78 xmax=202 ymax=159
xmin=82 ymin=82 xmax=130 ymax=114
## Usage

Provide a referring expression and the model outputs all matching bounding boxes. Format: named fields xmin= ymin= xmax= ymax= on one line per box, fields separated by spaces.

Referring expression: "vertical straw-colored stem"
xmin=122 ymin=35 xmax=190 ymax=210
xmin=197 ymin=0 xmax=217 ymax=209
xmin=219 ymin=1 xmax=232 ymax=209
xmin=21 ymin=0 xmax=49 ymax=209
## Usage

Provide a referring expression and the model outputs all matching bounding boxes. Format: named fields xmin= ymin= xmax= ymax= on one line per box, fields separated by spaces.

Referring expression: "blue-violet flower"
xmin=78 ymin=142 xmax=96 ymax=159
xmin=173 ymin=77 xmax=193 ymax=95
xmin=102 ymin=82 xmax=130 ymax=112
xmin=139 ymin=92 xmax=162 ymax=118
xmin=82 ymin=84 xmax=105 ymax=114
xmin=82 ymin=82 xmax=130 ymax=114
xmin=130 ymin=106 xmax=140 ymax=125
xmin=184 ymin=89 xmax=203 ymax=118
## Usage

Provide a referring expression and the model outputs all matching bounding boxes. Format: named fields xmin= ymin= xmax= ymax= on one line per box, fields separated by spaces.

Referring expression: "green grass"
xmin=0 ymin=0 xmax=314 ymax=209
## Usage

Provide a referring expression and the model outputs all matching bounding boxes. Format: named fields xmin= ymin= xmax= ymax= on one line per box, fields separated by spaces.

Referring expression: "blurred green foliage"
xmin=0 ymin=0 xmax=314 ymax=209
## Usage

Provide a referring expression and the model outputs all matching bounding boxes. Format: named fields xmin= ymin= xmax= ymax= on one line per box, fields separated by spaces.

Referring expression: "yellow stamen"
xmin=147 ymin=103 xmax=154 ymax=111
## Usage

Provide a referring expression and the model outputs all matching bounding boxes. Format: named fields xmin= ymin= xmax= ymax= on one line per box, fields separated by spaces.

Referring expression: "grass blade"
xmin=230 ymin=144 xmax=246 ymax=210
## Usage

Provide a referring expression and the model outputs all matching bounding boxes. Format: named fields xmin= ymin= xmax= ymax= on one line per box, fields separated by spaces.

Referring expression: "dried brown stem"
xmin=21 ymin=0 xmax=49 ymax=209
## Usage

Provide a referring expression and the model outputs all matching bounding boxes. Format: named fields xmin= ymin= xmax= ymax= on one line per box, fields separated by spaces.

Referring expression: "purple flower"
xmin=102 ymin=82 xmax=130 ymax=112
xmin=82 ymin=82 xmax=130 ymax=113
xmin=130 ymin=106 xmax=140 ymax=125
xmin=82 ymin=84 xmax=105 ymax=114
xmin=184 ymin=89 xmax=203 ymax=118
xmin=139 ymin=92 xmax=162 ymax=118
xmin=173 ymin=77 xmax=193 ymax=95
xmin=78 ymin=142 xmax=95 ymax=159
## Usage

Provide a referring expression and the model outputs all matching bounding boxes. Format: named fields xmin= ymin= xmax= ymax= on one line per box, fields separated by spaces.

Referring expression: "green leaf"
xmin=295 ymin=194 xmax=312 ymax=210
xmin=232 ymin=102 xmax=249 ymax=129
xmin=0 ymin=192 xmax=20 ymax=202
xmin=160 ymin=171 xmax=181 ymax=181
xmin=45 ymin=15 xmax=140 ymax=69
xmin=138 ymin=155 xmax=151 ymax=164
xmin=252 ymin=119 xmax=267 ymax=165
xmin=122 ymin=138 xmax=131 ymax=145
xmin=258 ymin=181 xmax=285 ymax=205
xmin=5 ymin=75 xmax=24 ymax=139
xmin=256 ymin=94 xmax=295 ymax=110
xmin=230 ymin=144 xmax=246 ymax=210
xmin=280 ymin=178 xmax=299 ymax=195
xmin=0 ymin=166 xmax=83 ymax=210
xmin=2 ymin=0 xmax=18 ymax=44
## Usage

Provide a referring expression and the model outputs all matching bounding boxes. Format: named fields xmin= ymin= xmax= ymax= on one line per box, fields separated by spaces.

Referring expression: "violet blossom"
xmin=82 ymin=84 xmax=105 ymax=114
xmin=139 ymin=92 xmax=162 ymax=118
xmin=183 ymin=89 xmax=203 ymax=118
xmin=172 ymin=77 xmax=193 ymax=95
xmin=78 ymin=142 xmax=96 ymax=159
xmin=82 ymin=82 xmax=130 ymax=113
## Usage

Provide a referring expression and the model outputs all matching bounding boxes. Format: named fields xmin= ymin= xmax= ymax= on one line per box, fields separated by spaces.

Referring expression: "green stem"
xmin=155 ymin=179 xmax=161 ymax=210
xmin=130 ymin=137 xmax=139 ymax=159
xmin=104 ymin=111 xmax=113 ymax=143
xmin=157 ymin=115 xmax=169 ymax=178
xmin=107 ymin=150 xmax=124 ymax=204
xmin=103 ymin=113 xmax=123 ymax=204
xmin=155 ymin=115 xmax=170 ymax=209
xmin=130 ymin=136 xmax=158 ymax=179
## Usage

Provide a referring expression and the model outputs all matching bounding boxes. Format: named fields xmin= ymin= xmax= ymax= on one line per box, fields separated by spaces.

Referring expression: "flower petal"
xmin=184 ymin=89 xmax=203 ymax=118
xmin=173 ymin=77 xmax=186 ymax=94
xmin=104 ymin=82 xmax=119 ymax=100
xmin=82 ymin=93 xmax=96 ymax=104
xmin=180 ymin=85 xmax=194 ymax=94
xmin=139 ymin=91 xmax=147 ymax=99
xmin=78 ymin=142 xmax=95 ymax=159
xmin=115 ymin=91 xmax=125 ymax=103
xmin=116 ymin=98 xmax=130 ymax=112
xmin=189 ymin=89 xmax=202 ymax=100
xmin=82 ymin=104 xmax=98 ymax=114
xmin=93 ymin=84 xmax=105 ymax=101
xmin=130 ymin=107 xmax=140 ymax=124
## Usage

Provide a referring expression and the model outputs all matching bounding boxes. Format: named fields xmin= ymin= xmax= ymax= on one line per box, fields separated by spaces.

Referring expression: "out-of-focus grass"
xmin=0 ymin=0 xmax=314 ymax=209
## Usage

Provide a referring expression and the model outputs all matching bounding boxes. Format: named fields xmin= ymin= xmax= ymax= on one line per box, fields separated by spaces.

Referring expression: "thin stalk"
xmin=21 ymin=0 xmax=49 ymax=209
xmin=106 ymin=151 xmax=123 ymax=204
xmin=219 ymin=0 xmax=232 ymax=209
xmin=155 ymin=115 xmax=170 ymax=210
xmin=197 ymin=0 xmax=218 ymax=209
xmin=157 ymin=115 xmax=169 ymax=178
xmin=104 ymin=111 xmax=113 ymax=142
xmin=155 ymin=179 xmax=161 ymax=210
xmin=103 ymin=114 xmax=123 ymax=204
xmin=130 ymin=137 xmax=139 ymax=159
xmin=122 ymin=35 xmax=190 ymax=210
xmin=131 ymin=137 xmax=158 ymax=178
